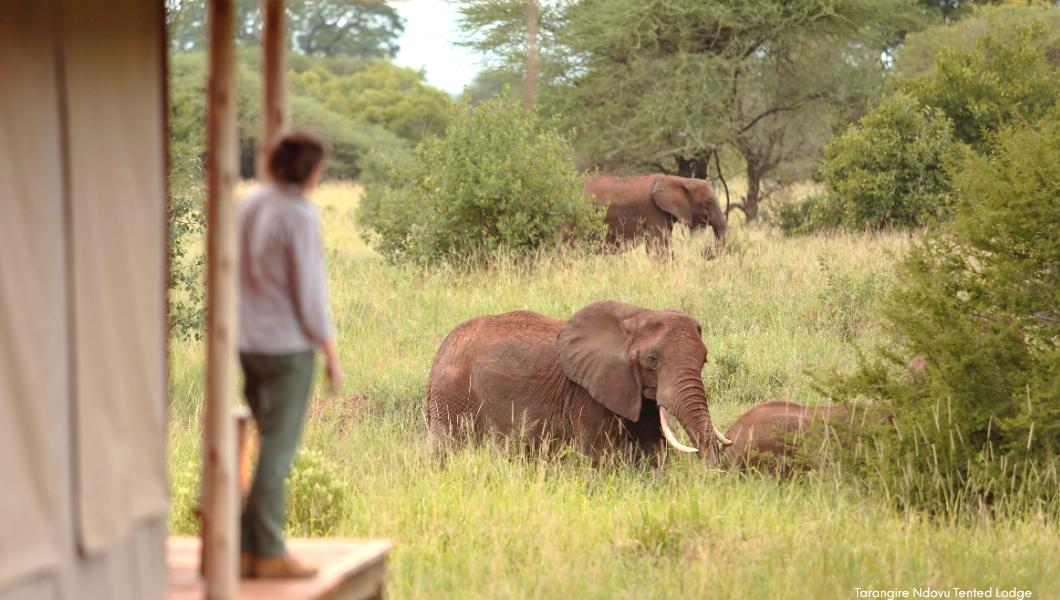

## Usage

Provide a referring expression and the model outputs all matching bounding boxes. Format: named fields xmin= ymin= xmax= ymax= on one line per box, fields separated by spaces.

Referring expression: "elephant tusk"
xmin=659 ymin=407 xmax=698 ymax=454
xmin=713 ymin=424 xmax=733 ymax=446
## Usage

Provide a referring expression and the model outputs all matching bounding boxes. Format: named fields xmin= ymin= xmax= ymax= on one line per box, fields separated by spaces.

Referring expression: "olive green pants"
xmin=240 ymin=351 xmax=315 ymax=558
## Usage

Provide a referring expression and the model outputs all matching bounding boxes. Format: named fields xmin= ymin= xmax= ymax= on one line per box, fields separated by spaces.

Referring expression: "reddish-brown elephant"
xmin=721 ymin=400 xmax=887 ymax=473
xmin=425 ymin=301 xmax=731 ymax=463
xmin=583 ymin=174 xmax=727 ymax=258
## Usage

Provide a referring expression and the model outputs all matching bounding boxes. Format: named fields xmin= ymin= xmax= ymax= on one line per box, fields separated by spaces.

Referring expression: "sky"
xmin=390 ymin=1 xmax=485 ymax=96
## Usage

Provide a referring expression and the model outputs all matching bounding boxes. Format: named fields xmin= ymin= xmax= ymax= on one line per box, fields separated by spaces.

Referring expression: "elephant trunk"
xmin=659 ymin=367 xmax=722 ymax=463
xmin=703 ymin=219 xmax=726 ymax=259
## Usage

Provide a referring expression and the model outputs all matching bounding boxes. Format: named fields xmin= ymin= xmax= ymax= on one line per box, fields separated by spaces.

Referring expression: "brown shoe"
xmin=240 ymin=553 xmax=255 ymax=578
xmin=252 ymin=554 xmax=318 ymax=579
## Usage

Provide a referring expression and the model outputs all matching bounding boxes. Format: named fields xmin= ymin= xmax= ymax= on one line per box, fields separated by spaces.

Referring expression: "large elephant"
xmin=426 ymin=301 xmax=731 ymax=463
xmin=721 ymin=401 xmax=885 ymax=473
xmin=583 ymin=174 xmax=727 ymax=258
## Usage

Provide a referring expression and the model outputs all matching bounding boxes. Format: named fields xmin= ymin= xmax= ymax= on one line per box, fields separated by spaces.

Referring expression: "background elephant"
xmin=426 ymin=300 xmax=730 ymax=463
xmin=722 ymin=401 xmax=885 ymax=473
xmin=583 ymin=174 xmax=727 ymax=258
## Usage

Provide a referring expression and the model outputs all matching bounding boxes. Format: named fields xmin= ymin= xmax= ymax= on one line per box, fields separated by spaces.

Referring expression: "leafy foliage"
xmin=811 ymin=93 xmax=960 ymax=231
xmin=166 ymin=0 xmax=404 ymax=59
xmin=291 ymin=60 xmax=454 ymax=142
xmin=168 ymin=52 xmax=410 ymax=182
xmin=913 ymin=0 xmax=1001 ymax=24
xmin=167 ymin=53 xmax=207 ymax=340
xmin=896 ymin=3 xmax=1060 ymax=79
xmin=285 ymin=449 xmax=349 ymax=537
xmin=819 ymin=111 xmax=1060 ymax=513
xmin=904 ymin=18 xmax=1060 ymax=152
xmin=364 ymin=93 xmax=605 ymax=266
xmin=790 ymin=8 xmax=1060 ymax=235
xmin=287 ymin=1 xmax=404 ymax=59
xmin=807 ymin=255 xmax=883 ymax=342
xmin=456 ymin=0 xmax=911 ymax=220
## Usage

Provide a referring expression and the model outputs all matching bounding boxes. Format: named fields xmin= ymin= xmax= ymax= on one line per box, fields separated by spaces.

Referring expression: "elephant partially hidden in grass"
xmin=721 ymin=401 xmax=887 ymax=473
xmin=426 ymin=301 xmax=732 ymax=463
xmin=583 ymin=174 xmax=727 ymax=259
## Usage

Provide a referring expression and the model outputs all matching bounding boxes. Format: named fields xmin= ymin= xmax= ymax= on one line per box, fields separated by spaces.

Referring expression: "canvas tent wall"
xmin=0 ymin=1 xmax=170 ymax=599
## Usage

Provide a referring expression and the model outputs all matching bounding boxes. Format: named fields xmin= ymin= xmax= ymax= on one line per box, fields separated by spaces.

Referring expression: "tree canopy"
xmin=902 ymin=12 xmax=1060 ymax=152
xmin=457 ymin=0 xmax=915 ymax=219
xmin=291 ymin=61 xmax=455 ymax=142
xmin=166 ymin=0 xmax=404 ymax=59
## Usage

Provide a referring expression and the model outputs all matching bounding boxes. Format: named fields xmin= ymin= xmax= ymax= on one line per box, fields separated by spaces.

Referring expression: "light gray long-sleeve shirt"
xmin=238 ymin=183 xmax=333 ymax=354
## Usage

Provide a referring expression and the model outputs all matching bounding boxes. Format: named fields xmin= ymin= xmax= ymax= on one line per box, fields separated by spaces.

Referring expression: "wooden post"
xmin=259 ymin=0 xmax=287 ymax=180
xmin=204 ymin=0 xmax=239 ymax=598
xmin=523 ymin=0 xmax=539 ymax=109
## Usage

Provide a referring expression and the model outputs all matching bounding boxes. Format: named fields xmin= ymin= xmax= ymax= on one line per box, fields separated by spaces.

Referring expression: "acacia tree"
xmin=167 ymin=0 xmax=404 ymax=58
xmin=457 ymin=0 xmax=910 ymax=220
xmin=727 ymin=34 xmax=888 ymax=219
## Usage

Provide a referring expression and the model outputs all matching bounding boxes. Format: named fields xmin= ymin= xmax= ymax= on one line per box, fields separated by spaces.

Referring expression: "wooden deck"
xmin=168 ymin=537 xmax=394 ymax=600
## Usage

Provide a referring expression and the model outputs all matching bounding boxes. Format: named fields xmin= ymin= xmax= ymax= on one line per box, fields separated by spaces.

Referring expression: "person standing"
xmin=237 ymin=130 xmax=342 ymax=578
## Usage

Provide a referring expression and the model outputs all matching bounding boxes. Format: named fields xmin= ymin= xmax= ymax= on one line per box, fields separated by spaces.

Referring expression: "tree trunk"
xmin=523 ymin=0 xmax=539 ymax=109
xmin=675 ymin=156 xmax=692 ymax=178
xmin=744 ymin=154 xmax=761 ymax=222
xmin=692 ymin=157 xmax=708 ymax=179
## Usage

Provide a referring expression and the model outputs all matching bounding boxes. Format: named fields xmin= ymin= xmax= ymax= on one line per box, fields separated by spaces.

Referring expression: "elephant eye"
xmin=646 ymin=354 xmax=658 ymax=365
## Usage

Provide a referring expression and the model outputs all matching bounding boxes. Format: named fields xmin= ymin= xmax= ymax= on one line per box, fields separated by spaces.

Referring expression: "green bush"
xmin=365 ymin=93 xmax=606 ymax=266
xmin=818 ymin=111 xmax=1060 ymax=515
xmin=905 ymin=19 xmax=1060 ymax=152
xmin=289 ymin=95 xmax=410 ymax=181
xmin=812 ymin=93 xmax=960 ymax=231
xmin=771 ymin=193 xmax=844 ymax=235
xmin=168 ymin=52 xmax=409 ymax=182
xmin=167 ymin=54 xmax=207 ymax=340
xmin=285 ymin=449 xmax=349 ymax=537
xmin=895 ymin=4 xmax=1060 ymax=80
xmin=806 ymin=254 xmax=882 ymax=342
xmin=291 ymin=60 xmax=454 ymax=142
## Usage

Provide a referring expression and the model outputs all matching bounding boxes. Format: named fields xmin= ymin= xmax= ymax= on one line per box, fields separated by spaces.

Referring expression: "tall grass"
xmin=167 ymin=182 xmax=1060 ymax=599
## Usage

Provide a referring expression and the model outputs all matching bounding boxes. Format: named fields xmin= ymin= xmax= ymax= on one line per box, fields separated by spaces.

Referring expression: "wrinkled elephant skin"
xmin=426 ymin=301 xmax=724 ymax=464
xmin=583 ymin=174 xmax=727 ymax=258
xmin=722 ymin=401 xmax=888 ymax=474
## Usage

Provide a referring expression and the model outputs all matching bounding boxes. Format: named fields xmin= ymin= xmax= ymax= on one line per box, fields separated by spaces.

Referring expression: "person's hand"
xmin=320 ymin=339 xmax=343 ymax=394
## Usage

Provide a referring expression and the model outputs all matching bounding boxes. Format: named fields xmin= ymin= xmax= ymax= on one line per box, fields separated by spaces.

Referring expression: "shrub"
xmin=895 ymin=4 xmax=1060 ymax=80
xmin=904 ymin=18 xmax=1060 ymax=152
xmin=817 ymin=111 xmax=1060 ymax=515
xmin=806 ymin=254 xmax=882 ymax=342
xmin=812 ymin=93 xmax=960 ymax=231
xmin=168 ymin=52 xmax=409 ymax=182
xmin=291 ymin=60 xmax=454 ymax=142
xmin=289 ymin=95 xmax=410 ymax=181
xmin=771 ymin=193 xmax=844 ymax=235
xmin=365 ymin=92 xmax=606 ymax=266
xmin=167 ymin=54 xmax=207 ymax=340
xmin=285 ymin=449 xmax=349 ymax=537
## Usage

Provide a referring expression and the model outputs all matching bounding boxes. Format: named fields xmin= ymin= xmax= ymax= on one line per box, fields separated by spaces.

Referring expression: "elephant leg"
xmin=569 ymin=401 xmax=620 ymax=463
xmin=426 ymin=378 xmax=480 ymax=463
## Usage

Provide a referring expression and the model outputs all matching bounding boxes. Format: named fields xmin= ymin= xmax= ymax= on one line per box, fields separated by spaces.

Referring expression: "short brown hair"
xmin=268 ymin=129 xmax=326 ymax=185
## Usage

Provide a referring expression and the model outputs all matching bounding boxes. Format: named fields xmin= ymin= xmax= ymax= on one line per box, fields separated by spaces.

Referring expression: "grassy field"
xmin=167 ymin=182 xmax=1060 ymax=599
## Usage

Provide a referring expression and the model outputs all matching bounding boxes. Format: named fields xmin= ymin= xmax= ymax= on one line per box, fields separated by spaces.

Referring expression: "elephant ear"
xmin=651 ymin=176 xmax=694 ymax=226
xmin=556 ymin=300 xmax=648 ymax=421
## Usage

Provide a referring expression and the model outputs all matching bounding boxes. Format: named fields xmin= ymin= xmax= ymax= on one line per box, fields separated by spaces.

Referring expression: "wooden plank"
xmin=168 ymin=538 xmax=393 ymax=600
xmin=203 ymin=0 xmax=240 ymax=598
xmin=259 ymin=0 xmax=287 ymax=179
